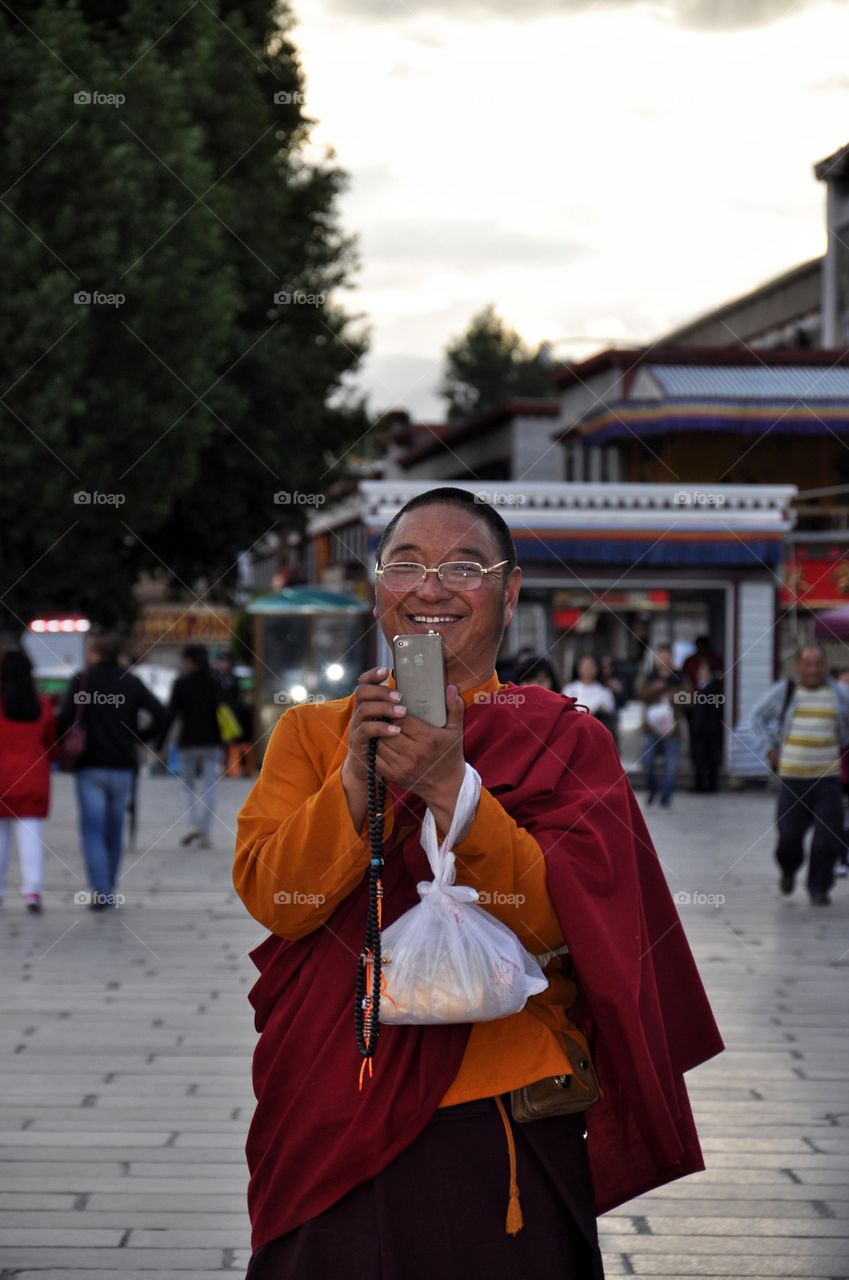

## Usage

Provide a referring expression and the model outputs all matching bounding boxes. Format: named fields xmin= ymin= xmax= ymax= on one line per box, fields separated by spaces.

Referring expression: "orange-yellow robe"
xmin=233 ymin=671 xmax=580 ymax=1105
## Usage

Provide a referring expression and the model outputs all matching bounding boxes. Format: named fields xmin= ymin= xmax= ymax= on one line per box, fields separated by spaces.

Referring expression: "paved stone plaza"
xmin=0 ymin=771 xmax=847 ymax=1279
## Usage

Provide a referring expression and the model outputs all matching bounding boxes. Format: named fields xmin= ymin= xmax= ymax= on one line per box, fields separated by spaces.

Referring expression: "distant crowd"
xmin=0 ymin=636 xmax=255 ymax=915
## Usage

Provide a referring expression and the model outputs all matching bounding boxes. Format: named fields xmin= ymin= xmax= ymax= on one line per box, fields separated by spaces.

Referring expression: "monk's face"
xmin=375 ymin=504 xmax=522 ymax=690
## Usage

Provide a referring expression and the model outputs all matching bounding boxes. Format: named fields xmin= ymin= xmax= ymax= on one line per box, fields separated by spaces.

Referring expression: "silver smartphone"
xmin=392 ymin=632 xmax=447 ymax=727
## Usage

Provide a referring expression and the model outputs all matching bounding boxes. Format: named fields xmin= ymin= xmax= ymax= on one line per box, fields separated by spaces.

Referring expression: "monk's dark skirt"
xmin=245 ymin=1095 xmax=605 ymax=1280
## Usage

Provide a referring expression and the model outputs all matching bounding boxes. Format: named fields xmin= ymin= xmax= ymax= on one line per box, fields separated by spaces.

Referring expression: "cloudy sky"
xmin=291 ymin=0 xmax=849 ymax=420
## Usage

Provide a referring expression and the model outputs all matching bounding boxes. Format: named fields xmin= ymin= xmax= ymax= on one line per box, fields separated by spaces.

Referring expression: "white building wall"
xmin=510 ymin=415 xmax=564 ymax=482
xmin=729 ymin=580 xmax=776 ymax=778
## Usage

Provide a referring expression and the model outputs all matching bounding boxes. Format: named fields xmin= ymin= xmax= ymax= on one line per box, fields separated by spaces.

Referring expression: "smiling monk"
xmin=233 ymin=487 xmax=723 ymax=1280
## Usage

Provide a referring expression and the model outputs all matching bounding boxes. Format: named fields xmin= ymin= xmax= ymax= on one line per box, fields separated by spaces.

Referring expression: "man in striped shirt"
xmin=751 ymin=647 xmax=849 ymax=905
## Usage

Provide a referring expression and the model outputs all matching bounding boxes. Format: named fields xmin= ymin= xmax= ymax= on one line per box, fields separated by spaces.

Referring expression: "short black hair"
xmin=89 ymin=632 xmax=123 ymax=664
xmin=375 ymin=487 xmax=518 ymax=569
xmin=182 ymin=643 xmax=210 ymax=671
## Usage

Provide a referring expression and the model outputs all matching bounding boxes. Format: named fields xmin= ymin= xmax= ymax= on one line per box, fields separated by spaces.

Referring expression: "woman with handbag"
xmin=233 ymin=488 xmax=723 ymax=1280
xmin=0 ymin=649 xmax=56 ymax=913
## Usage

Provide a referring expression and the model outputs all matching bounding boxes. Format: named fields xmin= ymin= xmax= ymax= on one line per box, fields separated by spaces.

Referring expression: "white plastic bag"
xmin=646 ymin=700 xmax=675 ymax=737
xmin=379 ymin=764 xmax=548 ymax=1025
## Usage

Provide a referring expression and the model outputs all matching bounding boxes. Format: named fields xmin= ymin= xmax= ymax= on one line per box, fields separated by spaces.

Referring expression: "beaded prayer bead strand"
xmin=354 ymin=735 xmax=386 ymax=1086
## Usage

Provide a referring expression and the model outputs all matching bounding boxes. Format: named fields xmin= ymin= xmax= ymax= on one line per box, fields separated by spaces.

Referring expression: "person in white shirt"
xmin=563 ymin=656 xmax=616 ymax=720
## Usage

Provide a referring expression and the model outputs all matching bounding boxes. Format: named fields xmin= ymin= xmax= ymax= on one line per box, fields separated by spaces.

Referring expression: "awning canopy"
xmin=579 ymin=402 xmax=849 ymax=445
xmin=247 ymin=586 xmax=368 ymax=614
xmin=577 ymin=362 xmax=849 ymax=445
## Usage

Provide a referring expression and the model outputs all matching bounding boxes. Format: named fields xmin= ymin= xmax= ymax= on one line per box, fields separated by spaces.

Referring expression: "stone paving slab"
xmin=1 ymin=774 xmax=848 ymax=1278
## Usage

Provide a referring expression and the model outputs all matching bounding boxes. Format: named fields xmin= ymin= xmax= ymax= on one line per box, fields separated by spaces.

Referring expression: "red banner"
xmin=779 ymin=547 xmax=849 ymax=608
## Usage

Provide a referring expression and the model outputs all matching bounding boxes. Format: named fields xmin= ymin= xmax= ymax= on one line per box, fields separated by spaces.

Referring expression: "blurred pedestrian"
xmin=57 ymin=634 xmax=168 ymax=910
xmin=599 ymin=654 xmax=626 ymax=707
xmin=564 ymin=655 xmax=617 ymax=737
xmin=682 ymin=635 xmax=722 ymax=689
xmin=750 ymin=646 xmax=849 ymax=905
xmin=638 ymin=644 xmax=684 ymax=811
xmin=688 ymin=660 xmax=723 ymax=793
xmin=598 ymin=654 xmax=627 ymax=747
xmin=838 ymin=668 xmax=849 ymax=878
xmin=216 ymin=650 xmax=256 ymax=778
xmin=162 ymin=645 xmax=223 ymax=849
xmin=0 ymin=649 xmax=56 ymax=913
xmin=513 ymin=653 xmax=560 ymax=691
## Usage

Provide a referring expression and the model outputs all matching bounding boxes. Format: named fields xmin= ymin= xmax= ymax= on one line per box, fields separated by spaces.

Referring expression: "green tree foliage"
xmin=440 ymin=305 xmax=552 ymax=423
xmin=0 ymin=0 xmax=366 ymax=629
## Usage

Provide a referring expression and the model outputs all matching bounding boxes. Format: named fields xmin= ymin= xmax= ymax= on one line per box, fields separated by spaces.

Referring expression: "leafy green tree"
xmin=0 ymin=0 xmax=366 ymax=629
xmin=440 ymin=305 xmax=552 ymax=422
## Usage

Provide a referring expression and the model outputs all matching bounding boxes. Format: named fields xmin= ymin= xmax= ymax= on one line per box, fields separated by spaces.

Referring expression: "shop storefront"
xmin=308 ymin=480 xmax=796 ymax=780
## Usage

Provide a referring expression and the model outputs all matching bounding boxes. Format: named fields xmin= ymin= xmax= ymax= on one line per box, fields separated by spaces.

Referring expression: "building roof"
xmin=570 ymin=358 xmax=849 ymax=445
xmin=551 ymin=342 xmax=849 ymax=390
xmin=814 ymin=140 xmax=849 ymax=183
xmin=654 ymin=258 xmax=821 ymax=348
xmin=395 ymin=400 xmax=559 ymax=467
xmin=633 ymin=362 xmax=849 ymax=401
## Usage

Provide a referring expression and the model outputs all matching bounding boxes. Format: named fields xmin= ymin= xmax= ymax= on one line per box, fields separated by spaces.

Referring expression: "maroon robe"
xmin=244 ymin=687 xmax=723 ymax=1251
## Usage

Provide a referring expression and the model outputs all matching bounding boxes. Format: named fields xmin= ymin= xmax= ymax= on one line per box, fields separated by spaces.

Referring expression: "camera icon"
xmin=74 ymin=890 xmax=91 ymax=905
xmin=74 ymin=90 xmax=92 ymax=105
xmin=73 ymin=490 xmax=91 ymax=504
xmin=74 ymin=291 xmax=91 ymax=305
xmin=473 ymin=691 xmax=489 ymax=704
xmin=273 ymin=890 xmax=292 ymax=904
xmin=273 ymin=291 xmax=291 ymax=305
xmin=672 ymin=690 xmax=690 ymax=705
xmin=274 ymin=491 xmax=291 ymax=504
xmin=73 ymin=691 xmax=91 ymax=705
xmin=673 ymin=890 xmax=692 ymax=905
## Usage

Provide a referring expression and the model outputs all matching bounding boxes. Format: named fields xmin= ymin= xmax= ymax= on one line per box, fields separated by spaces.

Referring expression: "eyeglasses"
xmin=375 ymin=560 xmax=509 ymax=592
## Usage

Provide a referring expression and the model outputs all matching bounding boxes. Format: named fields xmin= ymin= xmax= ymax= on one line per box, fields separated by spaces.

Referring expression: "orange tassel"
xmin=357 ymin=1056 xmax=373 ymax=1091
xmin=493 ymin=1095 xmax=524 ymax=1235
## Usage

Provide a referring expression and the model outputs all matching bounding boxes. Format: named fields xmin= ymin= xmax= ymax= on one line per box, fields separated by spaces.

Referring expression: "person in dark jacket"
xmin=57 ymin=634 xmax=168 ymax=909
xmin=687 ymin=660 xmax=724 ymax=793
xmin=0 ymin=649 xmax=56 ymax=913
xmin=161 ymin=645 xmax=222 ymax=849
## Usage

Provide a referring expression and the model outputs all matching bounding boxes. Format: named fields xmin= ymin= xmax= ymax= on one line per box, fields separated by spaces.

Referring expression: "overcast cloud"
xmin=323 ymin=0 xmax=824 ymax=31
xmin=293 ymin=0 xmax=849 ymax=418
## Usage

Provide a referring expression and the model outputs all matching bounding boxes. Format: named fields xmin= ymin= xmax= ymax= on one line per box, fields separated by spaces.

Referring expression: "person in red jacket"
xmin=0 ymin=649 xmax=56 ymax=913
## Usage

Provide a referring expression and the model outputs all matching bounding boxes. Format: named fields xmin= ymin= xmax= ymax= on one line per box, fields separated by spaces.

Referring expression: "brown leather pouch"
xmin=509 ymin=1033 xmax=600 ymax=1123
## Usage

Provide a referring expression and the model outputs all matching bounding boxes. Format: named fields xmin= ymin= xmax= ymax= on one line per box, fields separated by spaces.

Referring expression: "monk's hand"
xmin=342 ymin=666 xmax=406 ymax=788
xmin=375 ymin=684 xmax=466 ymax=830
